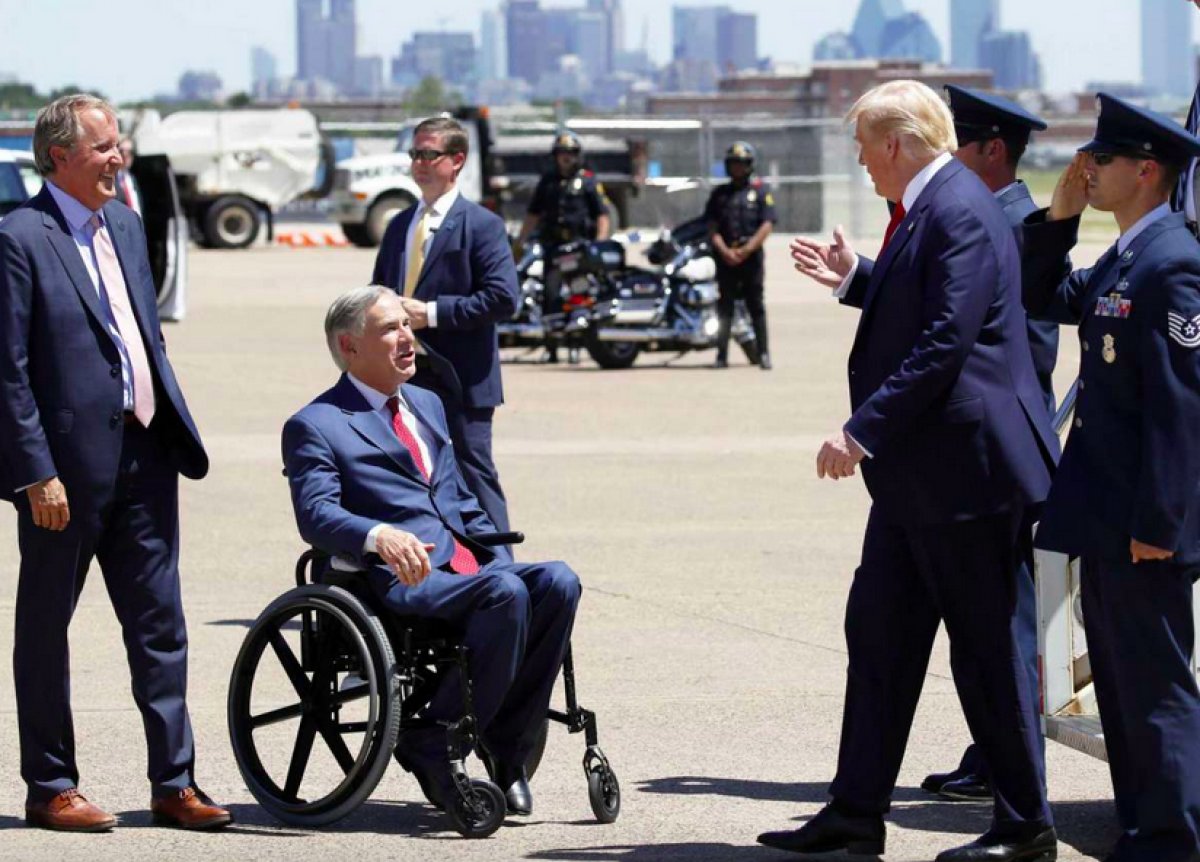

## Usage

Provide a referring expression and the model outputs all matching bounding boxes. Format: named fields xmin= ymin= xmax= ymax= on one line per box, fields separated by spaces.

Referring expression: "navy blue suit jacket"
xmin=372 ymin=196 xmax=519 ymax=410
xmin=997 ymin=181 xmax=1060 ymax=411
xmin=282 ymin=375 xmax=511 ymax=573
xmin=0 ymin=187 xmax=206 ymax=505
xmin=1023 ymin=210 xmax=1200 ymax=565
xmin=841 ymin=159 xmax=1058 ymax=526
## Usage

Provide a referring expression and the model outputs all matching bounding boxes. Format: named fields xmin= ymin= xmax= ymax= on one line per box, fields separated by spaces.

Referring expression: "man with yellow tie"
xmin=371 ymin=116 xmax=520 ymax=532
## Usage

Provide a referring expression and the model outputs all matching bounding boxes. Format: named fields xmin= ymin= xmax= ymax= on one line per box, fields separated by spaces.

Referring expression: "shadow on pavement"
xmin=525 ymin=844 xmax=805 ymax=861
xmin=635 ymin=776 xmax=1120 ymax=859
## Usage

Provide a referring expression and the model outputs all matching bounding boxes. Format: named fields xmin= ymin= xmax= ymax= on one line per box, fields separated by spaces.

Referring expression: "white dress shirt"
xmin=344 ymin=375 xmax=436 ymax=559
xmin=404 ymin=186 xmax=461 ymax=329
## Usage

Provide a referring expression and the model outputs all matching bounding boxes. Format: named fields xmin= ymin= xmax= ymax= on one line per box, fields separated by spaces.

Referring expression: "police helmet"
xmin=552 ymin=131 xmax=583 ymax=155
xmin=725 ymin=140 xmax=756 ymax=167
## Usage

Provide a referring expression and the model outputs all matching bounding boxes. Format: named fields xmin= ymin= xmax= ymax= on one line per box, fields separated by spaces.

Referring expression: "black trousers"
xmin=829 ymin=506 xmax=1051 ymax=836
xmin=1081 ymin=555 xmax=1200 ymax=862
xmin=715 ymin=254 xmax=768 ymax=358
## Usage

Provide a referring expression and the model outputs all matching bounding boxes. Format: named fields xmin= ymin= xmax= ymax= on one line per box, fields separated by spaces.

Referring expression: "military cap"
xmin=944 ymin=85 xmax=1047 ymax=145
xmin=1079 ymin=92 xmax=1200 ymax=167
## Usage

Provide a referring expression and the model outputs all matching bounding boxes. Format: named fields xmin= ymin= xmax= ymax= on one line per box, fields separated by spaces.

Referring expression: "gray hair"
xmin=33 ymin=93 xmax=117 ymax=177
xmin=325 ymin=285 xmax=391 ymax=370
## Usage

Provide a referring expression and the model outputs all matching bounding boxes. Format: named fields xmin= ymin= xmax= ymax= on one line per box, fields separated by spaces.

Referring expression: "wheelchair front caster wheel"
xmin=447 ymin=778 xmax=506 ymax=838
xmin=587 ymin=764 xmax=621 ymax=823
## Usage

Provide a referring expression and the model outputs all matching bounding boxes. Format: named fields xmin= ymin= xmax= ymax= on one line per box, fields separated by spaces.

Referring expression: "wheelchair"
xmin=227 ymin=532 xmax=620 ymax=838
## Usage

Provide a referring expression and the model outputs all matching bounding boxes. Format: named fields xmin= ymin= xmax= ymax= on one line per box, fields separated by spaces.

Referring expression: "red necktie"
xmin=880 ymin=202 xmax=906 ymax=254
xmin=386 ymin=396 xmax=479 ymax=575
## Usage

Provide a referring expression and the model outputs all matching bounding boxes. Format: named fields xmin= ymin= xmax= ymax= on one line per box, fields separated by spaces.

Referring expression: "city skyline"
xmin=0 ymin=0 xmax=1192 ymax=102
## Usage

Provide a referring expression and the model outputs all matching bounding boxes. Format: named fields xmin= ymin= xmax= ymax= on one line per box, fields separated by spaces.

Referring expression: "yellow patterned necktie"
xmin=403 ymin=208 xmax=429 ymax=297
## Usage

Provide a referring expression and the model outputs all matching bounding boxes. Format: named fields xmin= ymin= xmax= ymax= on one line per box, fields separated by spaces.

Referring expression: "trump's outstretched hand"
xmin=790 ymin=226 xmax=856 ymax=290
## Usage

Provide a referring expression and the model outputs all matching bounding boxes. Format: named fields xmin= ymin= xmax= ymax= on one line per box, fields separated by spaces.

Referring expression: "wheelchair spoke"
xmin=250 ymin=701 xmax=306 ymax=728
xmin=268 ymin=631 xmax=311 ymax=701
xmin=316 ymin=717 xmax=357 ymax=774
xmin=332 ymin=682 xmax=370 ymax=705
xmin=284 ymin=714 xmax=318 ymax=800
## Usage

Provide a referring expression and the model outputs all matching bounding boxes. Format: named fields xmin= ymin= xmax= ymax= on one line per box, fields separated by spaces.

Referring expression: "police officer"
xmin=918 ymin=86 xmax=1058 ymax=804
xmin=1023 ymin=93 xmax=1200 ymax=862
xmin=517 ymin=131 xmax=611 ymax=363
xmin=705 ymin=141 xmax=777 ymax=369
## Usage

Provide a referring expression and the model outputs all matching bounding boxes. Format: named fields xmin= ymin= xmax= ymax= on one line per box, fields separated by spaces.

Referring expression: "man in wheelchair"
xmin=281 ymin=285 xmax=581 ymax=818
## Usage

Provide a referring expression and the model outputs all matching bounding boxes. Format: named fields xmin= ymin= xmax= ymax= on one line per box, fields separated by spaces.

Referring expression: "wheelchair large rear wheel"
xmin=228 ymin=585 xmax=400 ymax=826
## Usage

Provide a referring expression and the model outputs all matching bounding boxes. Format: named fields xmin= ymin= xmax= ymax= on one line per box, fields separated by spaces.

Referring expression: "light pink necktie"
xmin=89 ymin=214 xmax=156 ymax=427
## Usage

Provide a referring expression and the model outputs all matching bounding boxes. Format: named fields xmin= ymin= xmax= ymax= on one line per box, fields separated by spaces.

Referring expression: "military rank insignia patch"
xmin=1168 ymin=311 xmax=1200 ymax=348
xmin=1095 ymin=294 xmax=1132 ymax=318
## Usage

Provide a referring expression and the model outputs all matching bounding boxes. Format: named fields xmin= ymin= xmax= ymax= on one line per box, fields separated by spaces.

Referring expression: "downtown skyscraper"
xmin=1142 ymin=0 xmax=1193 ymax=99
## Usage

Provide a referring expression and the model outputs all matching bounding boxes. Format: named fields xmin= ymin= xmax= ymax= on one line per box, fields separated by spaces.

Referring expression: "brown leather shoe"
xmin=150 ymin=787 xmax=232 ymax=830
xmin=25 ymin=788 xmax=117 ymax=832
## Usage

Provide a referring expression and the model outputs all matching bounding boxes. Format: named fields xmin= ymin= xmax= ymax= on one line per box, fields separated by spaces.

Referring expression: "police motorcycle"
xmin=497 ymin=237 xmax=549 ymax=351
xmin=584 ymin=214 xmax=759 ymax=369
xmin=497 ymin=234 xmax=628 ymax=363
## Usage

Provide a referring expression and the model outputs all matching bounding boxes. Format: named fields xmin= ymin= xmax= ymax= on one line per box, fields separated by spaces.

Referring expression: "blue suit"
xmin=999 ymin=181 xmax=1061 ymax=414
xmin=829 ymin=160 xmax=1056 ymax=836
xmin=1023 ymin=209 xmax=1200 ymax=862
xmin=282 ymin=376 xmax=579 ymax=764
xmin=950 ymin=179 xmax=1057 ymax=785
xmin=0 ymin=186 xmax=207 ymax=802
xmin=372 ymin=196 xmax=520 ymax=533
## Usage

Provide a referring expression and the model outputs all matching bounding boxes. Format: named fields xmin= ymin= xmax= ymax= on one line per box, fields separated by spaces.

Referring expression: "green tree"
xmin=404 ymin=76 xmax=462 ymax=115
xmin=226 ymin=91 xmax=253 ymax=108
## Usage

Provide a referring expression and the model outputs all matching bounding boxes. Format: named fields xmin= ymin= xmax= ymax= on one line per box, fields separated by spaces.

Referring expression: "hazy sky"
xmin=0 ymin=0 xmax=1191 ymax=102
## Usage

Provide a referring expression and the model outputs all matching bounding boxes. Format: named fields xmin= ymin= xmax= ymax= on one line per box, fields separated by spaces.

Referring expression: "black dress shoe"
xmin=714 ymin=355 xmax=729 ymax=369
xmin=757 ymin=804 xmax=885 ymax=855
xmin=493 ymin=762 xmax=532 ymax=816
xmin=921 ymin=766 xmax=969 ymax=794
xmin=759 ymin=353 xmax=772 ymax=370
xmin=935 ymin=827 xmax=1057 ymax=861
xmin=938 ymin=774 xmax=994 ymax=802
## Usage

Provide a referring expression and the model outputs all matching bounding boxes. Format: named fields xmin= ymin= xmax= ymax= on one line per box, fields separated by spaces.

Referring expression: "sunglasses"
xmin=1090 ymin=151 xmax=1152 ymax=167
xmin=408 ymin=148 xmax=451 ymax=163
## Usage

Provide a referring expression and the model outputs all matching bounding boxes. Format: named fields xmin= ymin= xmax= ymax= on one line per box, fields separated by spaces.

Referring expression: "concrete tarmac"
xmin=0 ymin=232 xmax=1120 ymax=860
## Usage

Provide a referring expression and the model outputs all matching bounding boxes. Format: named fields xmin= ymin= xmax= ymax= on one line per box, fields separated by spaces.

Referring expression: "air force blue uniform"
xmin=0 ymin=187 xmax=207 ymax=802
xmin=372 ymin=196 xmax=520 ymax=533
xmin=1022 ymin=93 xmax=1200 ymax=862
xmin=830 ymin=158 xmax=1058 ymax=837
xmin=283 ymin=377 xmax=579 ymax=766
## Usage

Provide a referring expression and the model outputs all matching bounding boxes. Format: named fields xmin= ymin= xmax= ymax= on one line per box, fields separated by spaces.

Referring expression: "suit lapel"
xmin=403 ymin=388 xmax=450 ymax=467
xmin=337 ymin=376 xmax=429 ymax=484
xmin=861 ymin=208 xmax=920 ymax=316
xmin=415 ymin=196 xmax=466 ymax=295
xmin=860 ymin=161 xmax=964 ymax=317
xmin=37 ymin=190 xmax=113 ymax=336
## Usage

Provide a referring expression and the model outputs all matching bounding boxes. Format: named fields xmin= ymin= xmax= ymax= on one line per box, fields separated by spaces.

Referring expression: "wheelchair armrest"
xmin=467 ymin=531 xmax=525 ymax=547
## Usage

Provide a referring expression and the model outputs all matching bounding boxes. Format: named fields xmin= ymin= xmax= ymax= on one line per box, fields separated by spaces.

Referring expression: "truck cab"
xmin=331 ymin=107 xmax=491 ymax=248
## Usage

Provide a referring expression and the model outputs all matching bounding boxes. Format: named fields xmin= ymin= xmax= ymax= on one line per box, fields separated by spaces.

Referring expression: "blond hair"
xmin=846 ymin=80 xmax=958 ymax=160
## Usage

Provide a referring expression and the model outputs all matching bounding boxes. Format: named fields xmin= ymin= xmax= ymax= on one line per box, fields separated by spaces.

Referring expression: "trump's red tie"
xmin=386 ymin=396 xmax=480 ymax=575
xmin=880 ymin=202 xmax=906 ymax=254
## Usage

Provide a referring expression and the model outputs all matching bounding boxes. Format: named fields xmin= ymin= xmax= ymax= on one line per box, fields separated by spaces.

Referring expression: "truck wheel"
xmin=366 ymin=193 xmax=416 ymax=247
xmin=341 ymin=223 xmax=373 ymax=248
xmin=204 ymin=197 xmax=260 ymax=249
